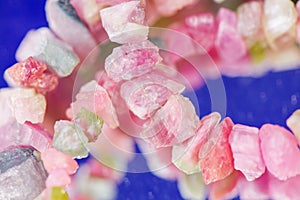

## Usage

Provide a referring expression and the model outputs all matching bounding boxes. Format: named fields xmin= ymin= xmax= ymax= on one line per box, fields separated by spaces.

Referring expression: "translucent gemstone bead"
xmin=141 ymin=94 xmax=199 ymax=148
xmin=263 ymin=0 xmax=297 ymax=49
xmin=105 ymin=41 xmax=161 ymax=82
xmin=259 ymin=124 xmax=300 ymax=180
xmin=16 ymin=28 xmax=80 ymax=77
xmin=198 ymin=117 xmax=234 ymax=184
xmin=100 ymin=1 xmax=148 ymax=44
xmin=237 ymin=1 xmax=263 ymax=38
xmin=53 ymin=120 xmax=89 ymax=159
xmin=229 ymin=124 xmax=265 ymax=181
xmin=5 ymin=57 xmax=58 ymax=94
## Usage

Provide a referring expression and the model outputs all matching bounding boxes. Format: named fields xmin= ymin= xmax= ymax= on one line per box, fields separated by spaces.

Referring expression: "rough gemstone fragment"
xmin=215 ymin=8 xmax=247 ymax=62
xmin=237 ymin=1 xmax=263 ymax=38
xmin=172 ymin=112 xmax=221 ymax=174
xmin=5 ymin=57 xmax=58 ymax=94
xmin=0 ymin=121 xmax=51 ymax=153
xmin=0 ymin=147 xmax=47 ymax=200
xmin=68 ymin=80 xmax=119 ymax=129
xmin=229 ymin=124 xmax=265 ymax=181
xmin=120 ymin=71 xmax=185 ymax=119
xmin=263 ymin=0 xmax=297 ymax=48
xmin=286 ymin=109 xmax=300 ymax=144
xmin=141 ymin=94 xmax=199 ymax=148
xmin=198 ymin=117 xmax=234 ymax=184
xmin=105 ymin=41 xmax=162 ymax=82
xmin=100 ymin=1 xmax=149 ymax=44
xmin=53 ymin=120 xmax=89 ymax=159
xmin=46 ymin=0 xmax=97 ymax=59
xmin=0 ymin=88 xmax=46 ymax=125
xmin=16 ymin=28 xmax=80 ymax=77
xmin=41 ymin=148 xmax=78 ymax=175
xmin=259 ymin=124 xmax=300 ymax=180
xmin=184 ymin=13 xmax=217 ymax=52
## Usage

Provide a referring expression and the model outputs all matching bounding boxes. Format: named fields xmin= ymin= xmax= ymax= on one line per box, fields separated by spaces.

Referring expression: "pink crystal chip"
xmin=68 ymin=80 xmax=119 ymax=129
xmin=120 ymin=71 xmax=185 ymax=119
xmin=229 ymin=124 xmax=265 ymax=181
xmin=5 ymin=57 xmax=58 ymax=94
xmin=41 ymin=148 xmax=79 ymax=175
xmin=184 ymin=13 xmax=217 ymax=52
xmin=198 ymin=117 xmax=234 ymax=184
xmin=141 ymin=94 xmax=199 ymax=148
xmin=100 ymin=1 xmax=148 ymax=44
xmin=105 ymin=41 xmax=162 ymax=82
xmin=215 ymin=8 xmax=247 ymax=62
xmin=259 ymin=124 xmax=300 ymax=180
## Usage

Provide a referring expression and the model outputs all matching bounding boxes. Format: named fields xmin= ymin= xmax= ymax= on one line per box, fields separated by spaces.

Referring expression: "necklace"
xmin=0 ymin=0 xmax=300 ymax=199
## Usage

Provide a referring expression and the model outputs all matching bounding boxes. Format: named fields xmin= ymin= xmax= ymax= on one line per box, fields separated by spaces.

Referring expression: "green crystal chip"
xmin=51 ymin=187 xmax=69 ymax=200
xmin=249 ymin=41 xmax=265 ymax=63
xmin=76 ymin=108 xmax=103 ymax=142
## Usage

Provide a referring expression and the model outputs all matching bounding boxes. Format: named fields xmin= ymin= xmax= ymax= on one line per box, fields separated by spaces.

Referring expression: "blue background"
xmin=1 ymin=1 xmax=300 ymax=199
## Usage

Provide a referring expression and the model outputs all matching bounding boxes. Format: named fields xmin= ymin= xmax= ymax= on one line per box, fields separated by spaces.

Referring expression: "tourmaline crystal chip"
xmin=0 ymin=147 xmax=47 ymax=200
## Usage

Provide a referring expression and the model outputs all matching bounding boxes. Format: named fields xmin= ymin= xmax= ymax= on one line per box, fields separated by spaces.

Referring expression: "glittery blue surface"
xmin=0 ymin=1 xmax=299 ymax=199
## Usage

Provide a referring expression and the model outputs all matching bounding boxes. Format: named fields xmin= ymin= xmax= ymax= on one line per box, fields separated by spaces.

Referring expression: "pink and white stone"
xmin=229 ymin=124 xmax=265 ymax=181
xmin=105 ymin=40 xmax=161 ymax=82
xmin=120 ymin=71 xmax=185 ymax=119
xmin=237 ymin=1 xmax=263 ymax=38
xmin=0 ymin=88 xmax=46 ymax=125
xmin=286 ymin=109 xmax=300 ymax=144
xmin=172 ymin=112 xmax=221 ymax=174
xmin=41 ymin=148 xmax=79 ymax=175
xmin=141 ymin=94 xmax=199 ymax=148
xmin=100 ymin=1 xmax=148 ymax=44
xmin=45 ymin=0 xmax=97 ymax=59
xmin=184 ymin=13 xmax=217 ymax=52
xmin=152 ymin=0 xmax=197 ymax=17
xmin=16 ymin=28 xmax=80 ymax=77
xmin=68 ymin=80 xmax=119 ymax=129
xmin=215 ymin=8 xmax=247 ymax=62
xmin=259 ymin=124 xmax=300 ymax=180
xmin=4 ymin=57 xmax=58 ymax=94
xmin=198 ymin=117 xmax=234 ymax=184
xmin=0 ymin=121 xmax=51 ymax=153
xmin=263 ymin=0 xmax=297 ymax=48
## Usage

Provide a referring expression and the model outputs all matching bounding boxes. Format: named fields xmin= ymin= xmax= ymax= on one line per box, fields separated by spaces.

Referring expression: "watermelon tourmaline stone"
xmin=172 ymin=112 xmax=221 ymax=174
xmin=198 ymin=117 xmax=234 ymax=184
